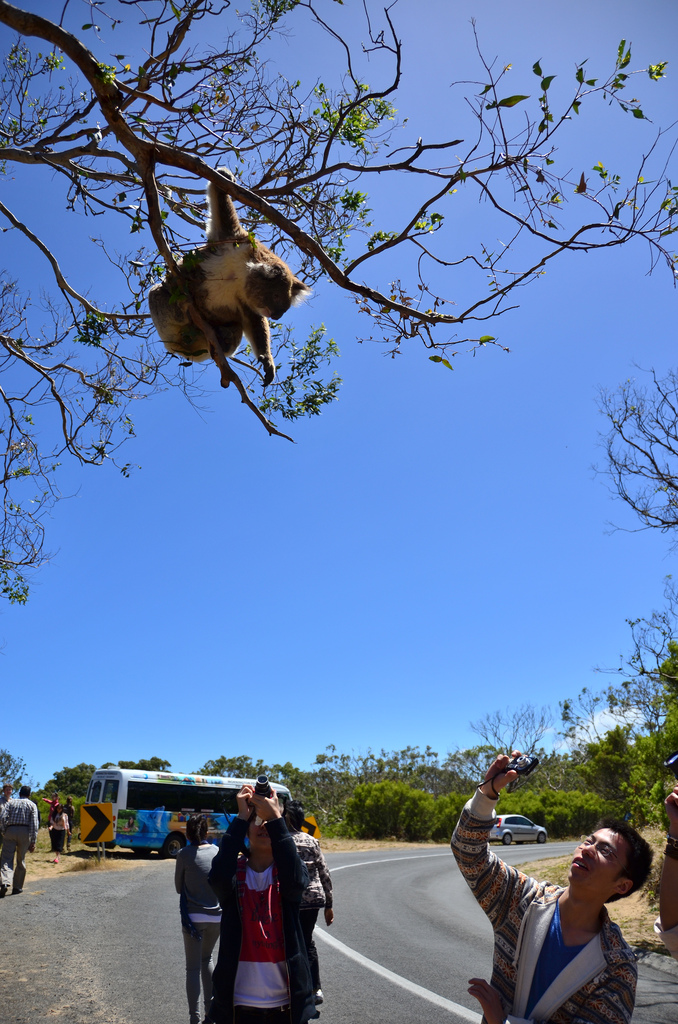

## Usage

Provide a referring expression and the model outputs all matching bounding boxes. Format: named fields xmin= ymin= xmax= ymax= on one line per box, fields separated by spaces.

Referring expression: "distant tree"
xmin=0 ymin=748 xmax=27 ymax=788
xmin=100 ymin=756 xmax=172 ymax=771
xmin=598 ymin=369 xmax=678 ymax=539
xmin=198 ymin=755 xmax=270 ymax=779
xmin=0 ymin=1 xmax=675 ymax=601
xmin=43 ymin=762 xmax=96 ymax=798
xmin=470 ymin=702 xmax=554 ymax=756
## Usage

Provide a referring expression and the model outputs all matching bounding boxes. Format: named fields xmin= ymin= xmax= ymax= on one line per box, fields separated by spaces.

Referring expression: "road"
xmin=1 ymin=843 xmax=676 ymax=1023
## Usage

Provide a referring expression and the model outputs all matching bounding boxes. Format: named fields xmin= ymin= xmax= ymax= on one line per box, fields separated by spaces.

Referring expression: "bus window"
xmin=102 ymin=779 xmax=119 ymax=803
xmin=89 ymin=780 xmax=102 ymax=802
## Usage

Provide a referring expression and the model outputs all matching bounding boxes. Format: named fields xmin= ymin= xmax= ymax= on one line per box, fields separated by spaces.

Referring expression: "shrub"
xmin=345 ymin=781 xmax=435 ymax=840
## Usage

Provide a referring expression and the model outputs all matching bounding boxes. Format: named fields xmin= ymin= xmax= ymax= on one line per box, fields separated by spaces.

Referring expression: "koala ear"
xmin=247 ymin=261 xmax=285 ymax=281
xmin=291 ymin=278 xmax=312 ymax=306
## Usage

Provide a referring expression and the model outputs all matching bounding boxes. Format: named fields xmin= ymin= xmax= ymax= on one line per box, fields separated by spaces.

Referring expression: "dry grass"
xmin=14 ymin=828 xmax=166 ymax=882
xmin=319 ymin=837 xmax=448 ymax=852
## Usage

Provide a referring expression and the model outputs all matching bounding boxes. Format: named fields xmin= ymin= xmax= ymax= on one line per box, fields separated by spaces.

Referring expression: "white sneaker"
xmin=314 ymin=990 xmax=323 ymax=1005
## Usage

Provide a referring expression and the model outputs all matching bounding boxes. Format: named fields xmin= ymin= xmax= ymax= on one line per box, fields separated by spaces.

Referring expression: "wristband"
xmin=477 ymin=784 xmax=499 ymax=801
xmin=665 ymin=843 xmax=678 ymax=861
xmin=666 ymin=833 xmax=678 ymax=851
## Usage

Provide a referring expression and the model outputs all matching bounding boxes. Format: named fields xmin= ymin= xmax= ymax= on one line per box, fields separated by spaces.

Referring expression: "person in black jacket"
xmin=205 ymin=783 xmax=316 ymax=1024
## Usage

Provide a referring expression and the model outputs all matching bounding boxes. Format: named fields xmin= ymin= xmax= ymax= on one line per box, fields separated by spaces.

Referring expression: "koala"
xmin=148 ymin=170 xmax=311 ymax=385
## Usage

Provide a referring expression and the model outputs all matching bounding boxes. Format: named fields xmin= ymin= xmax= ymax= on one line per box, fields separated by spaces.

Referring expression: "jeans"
xmin=182 ymin=920 xmax=221 ymax=1024
xmin=299 ymin=908 xmax=321 ymax=991
xmin=0 ymin=825 xmax=31 ymax=890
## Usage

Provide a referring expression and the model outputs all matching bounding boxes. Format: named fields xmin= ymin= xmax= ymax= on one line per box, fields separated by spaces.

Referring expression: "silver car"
xmin=489 ymin=813 xmax=547 ymax=845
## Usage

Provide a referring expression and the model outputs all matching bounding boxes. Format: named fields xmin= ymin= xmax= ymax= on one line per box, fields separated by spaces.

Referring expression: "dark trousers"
xmin=299 ymin=908 xmax=320 ymax=991
xmin=49 ymin=829 xmax=65 ymax=854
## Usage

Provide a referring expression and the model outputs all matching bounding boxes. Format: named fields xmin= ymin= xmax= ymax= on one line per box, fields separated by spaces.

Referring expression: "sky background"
xmin=2 ymin=0 xmax=678 ymax=790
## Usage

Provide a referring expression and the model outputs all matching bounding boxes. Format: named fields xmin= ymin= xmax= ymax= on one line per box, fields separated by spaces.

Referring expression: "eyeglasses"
xmin=578 ymin=835 xmax=628 ymax=872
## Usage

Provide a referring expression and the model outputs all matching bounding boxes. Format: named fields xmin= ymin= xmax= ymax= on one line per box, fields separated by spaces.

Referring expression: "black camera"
xmin=506 ymin=754 xmax=540 ymax=777
xmin=255 ymin=774 xmax=273 ymax=797
xmin=665 ymin=751 xmax=678 ymax=779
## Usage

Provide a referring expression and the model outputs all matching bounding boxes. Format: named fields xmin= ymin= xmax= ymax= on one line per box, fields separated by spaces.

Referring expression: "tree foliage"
xmin=42 ymin=761 xmax=96 ymax=797
xmin=100 ymin=755 xmax=172 ymax=771
xmin=0 ymin=1 xmax=676 ymax=599
xmin=0 ymin=747 xmax=27 ymax=787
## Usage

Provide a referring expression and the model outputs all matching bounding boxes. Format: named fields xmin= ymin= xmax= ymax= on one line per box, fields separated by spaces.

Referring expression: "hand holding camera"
xmin=236 ymin=778 xmax=281 ymax=823
xmin=479 ymin=750 xmax=539 ymax=799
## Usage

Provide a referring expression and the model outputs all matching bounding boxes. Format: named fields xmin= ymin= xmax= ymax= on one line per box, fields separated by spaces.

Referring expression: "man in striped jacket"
xmin=451 ymin=753 xmax=652 ymax=1024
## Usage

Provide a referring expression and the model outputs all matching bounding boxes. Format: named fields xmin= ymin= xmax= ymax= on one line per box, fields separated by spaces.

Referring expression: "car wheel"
xmin=537 ymin=831 xmax=546 ymax=844
xmin=161 ymin=833 xmax=186 ymax=859
xmin=502 ymin=832 xmax=512 ymax=846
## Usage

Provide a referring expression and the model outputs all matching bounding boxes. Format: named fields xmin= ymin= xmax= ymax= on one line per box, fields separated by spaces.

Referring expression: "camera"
xmin=255 ymin=774 xmax=273 ymax=797
xmin=506 ymin=754 xmax=540 ymax=777
xmin=665 ymin=751 xmax=678 ymax=780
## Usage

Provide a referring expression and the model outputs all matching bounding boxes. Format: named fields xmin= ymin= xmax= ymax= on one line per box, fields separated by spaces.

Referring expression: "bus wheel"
xmin=161 ymin=833 xmax=186 ymax=859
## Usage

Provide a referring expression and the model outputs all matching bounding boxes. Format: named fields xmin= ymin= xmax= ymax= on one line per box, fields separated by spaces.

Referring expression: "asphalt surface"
xmin=1 ymin=843 xmax=676 ymax=1023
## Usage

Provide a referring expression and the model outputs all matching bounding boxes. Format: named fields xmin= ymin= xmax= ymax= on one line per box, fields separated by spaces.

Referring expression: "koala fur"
xmin=148 ymin=170 xmax=310 ymax=385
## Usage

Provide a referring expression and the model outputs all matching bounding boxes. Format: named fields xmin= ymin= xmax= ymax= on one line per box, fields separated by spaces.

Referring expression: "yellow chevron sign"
xmin=301 ymin=814 xmax=321 ymax=839
xmin=81 ymin=802 xmax=114 ymax=843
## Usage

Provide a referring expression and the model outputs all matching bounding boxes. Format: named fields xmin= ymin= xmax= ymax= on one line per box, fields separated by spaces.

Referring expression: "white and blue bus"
xmin=84 ymin=767 xmax=291 ymax=857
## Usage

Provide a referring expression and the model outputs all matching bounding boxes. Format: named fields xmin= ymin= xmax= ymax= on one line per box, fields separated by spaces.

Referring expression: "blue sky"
xmin=2 ymin=0 xmax=678 ymax=790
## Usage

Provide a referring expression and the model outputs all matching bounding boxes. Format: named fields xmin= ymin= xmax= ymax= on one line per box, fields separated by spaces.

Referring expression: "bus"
xmin=84 ymin=767 xmax=292 ymax=857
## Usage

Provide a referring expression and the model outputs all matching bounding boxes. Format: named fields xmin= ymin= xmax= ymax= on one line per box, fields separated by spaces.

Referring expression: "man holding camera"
xmin=655 ymin=782 xmax=678 ymax=960
xmin=205 ymin=781 xmax=317 ymax=1024
xmin=451 ymin=752 xmax=653 ymax=1024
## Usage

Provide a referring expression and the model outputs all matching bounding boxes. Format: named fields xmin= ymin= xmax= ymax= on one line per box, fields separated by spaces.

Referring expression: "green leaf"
xmin=478 ymin=336 xmax=496 ymax=343
xmin=632 ymin=108 xmax=645 ymax=119
xmin=533 ymin=60 xmax=543 ymax=77
xmin=541 ymin=76 xmax=556 ymax=91
xmin=441 ymin=359 xmax=453 ymax=370
xmin=496 ymin=94 xmax=530 ymax=108
xmin=429 ymin=355 xmax=442 ymax=362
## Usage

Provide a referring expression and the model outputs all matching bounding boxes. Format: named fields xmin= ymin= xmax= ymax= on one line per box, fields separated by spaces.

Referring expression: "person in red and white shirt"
xmin=206 ymin=784 xmax=317 ymax=1024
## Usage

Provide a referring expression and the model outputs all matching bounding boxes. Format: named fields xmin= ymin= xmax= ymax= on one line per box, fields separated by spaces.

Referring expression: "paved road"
xmin=1 ymin=843 xmax=676 ymax=1023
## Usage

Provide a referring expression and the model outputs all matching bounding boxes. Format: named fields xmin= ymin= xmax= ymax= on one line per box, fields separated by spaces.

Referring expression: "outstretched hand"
xmin=478 ymin=751 xmax=520 ymax=799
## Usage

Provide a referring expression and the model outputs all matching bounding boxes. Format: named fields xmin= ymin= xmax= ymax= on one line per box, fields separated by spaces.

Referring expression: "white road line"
xmin=315 ymin=928 xmax=481 ymax=1023
xmin=330 ymin=852 xmax=451 ymax=871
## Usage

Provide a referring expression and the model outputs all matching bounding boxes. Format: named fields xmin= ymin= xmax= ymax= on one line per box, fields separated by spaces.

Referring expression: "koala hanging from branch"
xmin=149 ymin=169 xmax=311 ymax=386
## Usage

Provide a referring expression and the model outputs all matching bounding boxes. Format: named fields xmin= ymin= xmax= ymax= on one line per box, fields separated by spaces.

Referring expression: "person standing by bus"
xmin=64 ymin=797 xmax=75 ymax=853
xmin=175 ymin=814 xmax=222 ymax=1024
xmin=205 ymin=783 xmax=316 ymax=1024
xmin=48 ymin=802 xmax=70 ymax=864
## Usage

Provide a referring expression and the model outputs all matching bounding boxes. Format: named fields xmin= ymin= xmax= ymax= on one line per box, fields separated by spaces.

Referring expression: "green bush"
xmin=497 ymin=789 xmax=619 ymax=838
xmin=431 ymin=792 xmax=468 ymax=841
xmin=345 ymin=780 xmax=435 ymax=840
